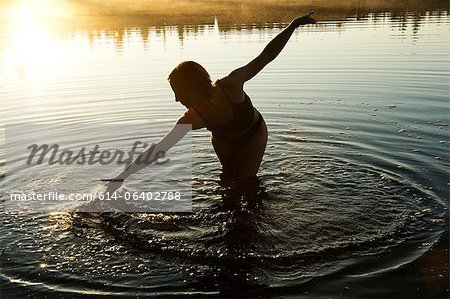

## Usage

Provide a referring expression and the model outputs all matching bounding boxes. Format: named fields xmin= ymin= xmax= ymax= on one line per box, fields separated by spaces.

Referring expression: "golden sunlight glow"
xmin=3 ymin=0 xmax=73 ymax=80
xmin=7 ymin=0 xmax=69 ymax=20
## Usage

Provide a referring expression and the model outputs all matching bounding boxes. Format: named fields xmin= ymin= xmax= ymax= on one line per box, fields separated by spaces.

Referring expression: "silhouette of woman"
xmin=105 ymin=12 xmax=316 ymax=196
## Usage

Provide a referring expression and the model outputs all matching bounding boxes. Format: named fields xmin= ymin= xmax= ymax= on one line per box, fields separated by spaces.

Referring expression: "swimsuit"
xmin=193 ymin=79 xmax=263 ymax=148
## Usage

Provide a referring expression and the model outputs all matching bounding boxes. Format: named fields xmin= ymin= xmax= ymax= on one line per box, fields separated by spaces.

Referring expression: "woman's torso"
xmin=192 ymin=78 xmax=260 ymax=137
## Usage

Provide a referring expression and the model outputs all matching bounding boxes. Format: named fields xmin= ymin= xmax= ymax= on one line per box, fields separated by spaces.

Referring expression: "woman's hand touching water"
xmin=103 ymin=178 xmax=124 ymax=195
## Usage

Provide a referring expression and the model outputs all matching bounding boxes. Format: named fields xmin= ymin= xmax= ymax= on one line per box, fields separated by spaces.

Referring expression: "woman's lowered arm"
xmin=104 ymin=117 xmax=192 ymax=193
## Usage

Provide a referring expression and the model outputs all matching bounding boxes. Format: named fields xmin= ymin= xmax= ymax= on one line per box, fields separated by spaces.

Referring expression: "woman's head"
xmin=168 ymin=61 xmax=213 ymax=107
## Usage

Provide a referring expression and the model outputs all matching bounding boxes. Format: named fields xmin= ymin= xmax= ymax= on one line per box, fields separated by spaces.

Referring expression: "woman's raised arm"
xmin=229 ymin=12 xmax=316 ymax=84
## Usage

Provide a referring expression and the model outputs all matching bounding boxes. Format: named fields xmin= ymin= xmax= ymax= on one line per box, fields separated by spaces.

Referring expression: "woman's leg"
xmin=211 ymin=118 xmax=268 ymax=186
xmin=232 ymin=118 xmax=268 ymax=180
xmin=211 ymin=133 xmax=236 ymax=184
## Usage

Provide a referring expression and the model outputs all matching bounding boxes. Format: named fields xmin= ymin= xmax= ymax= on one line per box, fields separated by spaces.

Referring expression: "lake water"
xmin=0 ymin=2 xmax=449 ymax=298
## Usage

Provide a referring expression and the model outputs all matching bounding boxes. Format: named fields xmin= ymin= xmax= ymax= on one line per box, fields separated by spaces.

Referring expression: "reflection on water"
xmin=0 ymin=0 xmax=449 ymax=298
xmin=0 ymin=2 xmax=449 ymax=52
xmin=1 ymin=11 xmax=449 ymax=82
xmin=0 ymin=0 xmax=448 ymax=83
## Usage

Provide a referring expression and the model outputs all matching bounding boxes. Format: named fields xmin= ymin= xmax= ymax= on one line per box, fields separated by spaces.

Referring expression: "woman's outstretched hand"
xmin=294 ymin=11 xmax=317 ymax=27
xmin=103 ymin=178 xmax=124 ymax=195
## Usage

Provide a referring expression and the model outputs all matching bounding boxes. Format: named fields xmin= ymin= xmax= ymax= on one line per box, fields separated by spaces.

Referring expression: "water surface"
xmin=0 ymin=3 xmax=448 ymax=298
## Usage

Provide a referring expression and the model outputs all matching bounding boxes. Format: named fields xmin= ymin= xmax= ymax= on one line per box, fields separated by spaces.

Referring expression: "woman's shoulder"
xmin=177 ymin=108 xmax=206 ymax=130
xmin=216 ymin=75 xmax=245 ymax=103
xmin=217 ymin=73 xmax=242 ymax=88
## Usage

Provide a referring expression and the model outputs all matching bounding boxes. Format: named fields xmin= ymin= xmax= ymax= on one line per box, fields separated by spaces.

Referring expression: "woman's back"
xmin=192 ymin=79 xmax=255 ymax=136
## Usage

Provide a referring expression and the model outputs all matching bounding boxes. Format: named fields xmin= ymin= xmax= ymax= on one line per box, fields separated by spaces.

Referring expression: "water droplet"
xmin=431 ymin=219 xmax=445 ymax=224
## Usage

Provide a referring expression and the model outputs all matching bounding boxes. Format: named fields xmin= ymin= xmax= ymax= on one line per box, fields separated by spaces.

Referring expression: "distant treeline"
xmin=66 ymin=0 xmax=448 ymax=24
xmin=0 ymin=0 xmax=448 ymax=29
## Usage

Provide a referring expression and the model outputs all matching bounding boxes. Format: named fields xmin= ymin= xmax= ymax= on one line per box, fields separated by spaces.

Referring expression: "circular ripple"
xmin=0 ymin=152 xmax=445 ymax=297
xmin=62 ymin=153 xmax=445 ymax=294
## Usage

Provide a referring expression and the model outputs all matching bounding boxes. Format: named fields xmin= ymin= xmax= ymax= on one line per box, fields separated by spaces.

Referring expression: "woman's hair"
xmin=168 ymin=61 xmax=213 ymax=100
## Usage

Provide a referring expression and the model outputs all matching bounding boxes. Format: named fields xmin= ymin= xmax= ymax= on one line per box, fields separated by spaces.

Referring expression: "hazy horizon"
xmin=0 ymin=0 xmax=448 ymax=29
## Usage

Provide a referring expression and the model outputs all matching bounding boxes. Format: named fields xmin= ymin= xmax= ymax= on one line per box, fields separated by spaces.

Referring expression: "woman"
xmin=105 ymin=12 xmax=316 ymax=195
